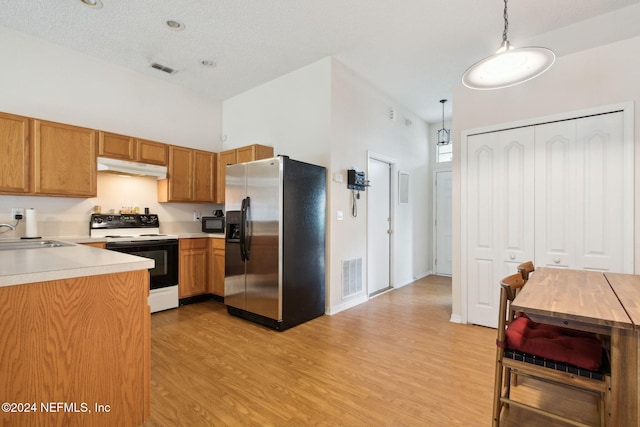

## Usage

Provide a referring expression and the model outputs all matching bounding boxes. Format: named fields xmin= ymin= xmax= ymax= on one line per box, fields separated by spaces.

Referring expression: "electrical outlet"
xmin=193 ymin=211 xmax=201 ymax=222
xmin=11 ymin=208 xmax=24 ymax=220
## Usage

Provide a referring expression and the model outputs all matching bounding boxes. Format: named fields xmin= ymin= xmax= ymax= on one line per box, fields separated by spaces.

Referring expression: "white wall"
xmin=223 ymin=57 xmax=430 ymax=314
xmin=329 ymin=59 xmax=430 ymax=312
xmin=0 ymin=26 xmax=224 ymax=232
xmin=451 ymin=35 xmax=640 ymax=322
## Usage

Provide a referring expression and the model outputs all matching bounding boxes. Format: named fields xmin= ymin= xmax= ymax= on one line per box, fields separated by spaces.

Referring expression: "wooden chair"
xmin=492 ymin=273 xmax=610 ymax=427
xmin=517 ymin=261 xmax=535 ymax=283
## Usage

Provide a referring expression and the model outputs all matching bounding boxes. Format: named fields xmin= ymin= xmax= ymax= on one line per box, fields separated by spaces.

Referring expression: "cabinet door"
xmin=167 ymin=146 xmax=193 ymax=201
xmin=193 ymin=150 xmax=215 ymax=202
xmin=98 ymin=132 xmax=135 ymax=160
xmin=216 ymin=149 xmax=237 ymax=203
xmin=236 ymin=144 xmax=273 ymax=163
xmin=0 ymin=112 xmax=30 ymax=194
xmin=208 ymin=238 xmax=225 ymax=296
xmin=136 ymin=139 xmax=168 ymax=166
xmin=179 ymin=239 xmax=208 ymax=298
xmin=467 ymin=127 xmax=534 ymax=328
xmin=33 ymin=120 xmax=97 ymax=197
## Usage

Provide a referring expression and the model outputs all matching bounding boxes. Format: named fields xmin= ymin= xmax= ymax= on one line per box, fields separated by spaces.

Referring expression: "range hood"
xmin=97 ymin=157 xmax=167 ymax=179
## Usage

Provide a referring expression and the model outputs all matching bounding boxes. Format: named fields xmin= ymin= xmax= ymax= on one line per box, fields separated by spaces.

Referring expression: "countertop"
xmin=0 ymin=232 xmax=225 ymax=288
xmin=0 ymin=241 xmax=154 ymax=288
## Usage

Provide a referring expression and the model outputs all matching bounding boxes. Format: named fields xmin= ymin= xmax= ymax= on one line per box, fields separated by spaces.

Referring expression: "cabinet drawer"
xmin=179 ymin=238 xmax=208 ymax=250
xmin=210 ymin=238 xmax=225 ymax=250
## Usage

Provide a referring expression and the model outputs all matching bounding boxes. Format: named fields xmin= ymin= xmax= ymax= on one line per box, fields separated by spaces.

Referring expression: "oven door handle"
xmin=106 ymin=239 xmax=178 ymax=248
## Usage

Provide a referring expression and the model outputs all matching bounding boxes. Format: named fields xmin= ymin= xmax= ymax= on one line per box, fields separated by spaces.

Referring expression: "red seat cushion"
xmin=505 ymin=317 xmax=602 ymax=370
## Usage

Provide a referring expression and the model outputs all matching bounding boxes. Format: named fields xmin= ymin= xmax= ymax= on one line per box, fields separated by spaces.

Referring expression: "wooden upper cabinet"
xmin=98 ymin=131 xmax=135 ymax=160
xmin=165 ymin=145 xmax=194 ymax=202
xmin=0 ymin=112 xmax=30 ymax=194
xmin=215 ymin=145 xmax=273 ymax=203
xmin=32 ymin=120 xmax=97 ymax=197
xmin=98 ymin=133 xmax=168 ymax=166
xmin=137 ymin=139 xmax=168 ymax=166
xmin=236 ymin=144 xmax=274 ymax=164
xmin=216 ymin=149 xmax=237 ymax=203
xmin=193 ymin=150 xmax=215 ymax=202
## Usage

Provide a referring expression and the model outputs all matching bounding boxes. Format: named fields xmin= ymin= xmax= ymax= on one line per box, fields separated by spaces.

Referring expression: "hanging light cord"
xmin=502 ymin=0 xmax=509 ymax=43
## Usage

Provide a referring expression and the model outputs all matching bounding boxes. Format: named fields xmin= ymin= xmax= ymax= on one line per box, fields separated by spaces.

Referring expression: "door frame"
xmin=433 ymin=168 xmax=452 ymax=277
xmin=367 ymin=151 xmax=397 ymax=297
xmin=459 ymin=101 xmax=634 ymax=325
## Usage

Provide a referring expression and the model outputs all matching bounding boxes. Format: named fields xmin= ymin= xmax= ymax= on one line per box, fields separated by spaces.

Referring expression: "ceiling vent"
xmin=151 ymin=62 xmax=177 ymax=75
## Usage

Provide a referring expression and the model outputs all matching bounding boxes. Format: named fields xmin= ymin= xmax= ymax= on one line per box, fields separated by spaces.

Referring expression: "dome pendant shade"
xmin=462 ymin=43 xmax=555 ymax=90
xmin=462 ymin=0 xmax=555 ymax=90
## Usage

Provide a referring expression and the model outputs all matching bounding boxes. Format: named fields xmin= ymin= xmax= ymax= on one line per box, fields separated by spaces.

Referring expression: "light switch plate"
xmin=337 ymin=210 xmax=344 ymax=221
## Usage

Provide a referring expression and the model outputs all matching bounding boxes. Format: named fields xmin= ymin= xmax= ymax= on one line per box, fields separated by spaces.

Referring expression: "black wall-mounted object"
xmin=347 ymin=169 xmax=368 ymax=191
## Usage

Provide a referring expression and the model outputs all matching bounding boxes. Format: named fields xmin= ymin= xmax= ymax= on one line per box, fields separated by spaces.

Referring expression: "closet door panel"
xmin=467 ymin=133 xmax=501 ymax=327
xmin=534 ymin=121 xmax=576 ymax=268
xmin=466 ymin=127 xmax=534 ymax=328
xmin=575 ymin=112 xmax=625 ymax=271
xmin=501 ymin=129 xmax=535 ymax=266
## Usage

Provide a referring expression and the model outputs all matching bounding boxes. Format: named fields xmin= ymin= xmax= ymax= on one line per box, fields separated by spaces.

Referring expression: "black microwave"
xmin=201 ymin=216 xmax=225 ymax=233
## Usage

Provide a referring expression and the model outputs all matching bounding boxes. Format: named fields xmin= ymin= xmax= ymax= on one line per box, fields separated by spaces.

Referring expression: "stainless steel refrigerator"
xmin=224 ymin=156 xmax=326 ymax=331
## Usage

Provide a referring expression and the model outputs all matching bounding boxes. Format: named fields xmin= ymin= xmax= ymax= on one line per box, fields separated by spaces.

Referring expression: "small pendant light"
xmin=437 ymin=99 xmax=451 ymax=146
xmin=462 ymin=0 xmax=555 ymax=90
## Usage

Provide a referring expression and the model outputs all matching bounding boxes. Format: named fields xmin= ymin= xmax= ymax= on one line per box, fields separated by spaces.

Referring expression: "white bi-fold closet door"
xmin=466 ymin=110 xmax=632 ymax=328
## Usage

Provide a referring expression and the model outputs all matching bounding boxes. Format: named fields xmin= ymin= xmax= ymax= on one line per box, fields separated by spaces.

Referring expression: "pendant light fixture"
xmin=436 ymin=99 xmax=451 ymax=146
xmin=462 ymin=0 xmax=555 ymax=90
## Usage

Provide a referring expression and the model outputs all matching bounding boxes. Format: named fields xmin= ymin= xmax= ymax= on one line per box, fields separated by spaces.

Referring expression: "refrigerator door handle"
xmin=240 ymin=197 xmax=251 ymax=261
xmin=244 ymin=196 xmax=252 ymax=260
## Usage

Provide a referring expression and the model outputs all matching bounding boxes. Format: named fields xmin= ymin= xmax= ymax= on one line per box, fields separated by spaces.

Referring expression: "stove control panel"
xmin=90 ymin=214 xmax=160 ymax=229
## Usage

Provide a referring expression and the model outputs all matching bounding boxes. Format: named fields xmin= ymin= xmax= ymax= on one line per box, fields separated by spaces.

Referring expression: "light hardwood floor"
xmin=145 ymin=276 xmax=599 ymax=426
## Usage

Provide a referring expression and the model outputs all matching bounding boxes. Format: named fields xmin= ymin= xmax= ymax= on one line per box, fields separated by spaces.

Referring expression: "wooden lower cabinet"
xmin=81 ymin=242 xmax=106 ymax=249
xmin=179 ymin=238 xmax=208 ymax=298
xmin=0 ymin=270 xmax=150 ymax=427
xmin=208 ymin=238 xmax=225 ymax=297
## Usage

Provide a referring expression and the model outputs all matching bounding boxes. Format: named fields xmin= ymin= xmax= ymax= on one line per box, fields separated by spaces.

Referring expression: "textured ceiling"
xmin=1 ymin=0 xmax=640 ymax=123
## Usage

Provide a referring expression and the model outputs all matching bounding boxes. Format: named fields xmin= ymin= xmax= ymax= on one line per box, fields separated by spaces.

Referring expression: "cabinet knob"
xmin=509 ymin=254 xmax=516 ymax=260
xmin=553 ymin=257 xmax=561 ymax=264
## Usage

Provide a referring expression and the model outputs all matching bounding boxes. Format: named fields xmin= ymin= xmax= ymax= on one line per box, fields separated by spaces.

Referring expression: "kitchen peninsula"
xmin=0 ymin=242 xmax=153 ymax=427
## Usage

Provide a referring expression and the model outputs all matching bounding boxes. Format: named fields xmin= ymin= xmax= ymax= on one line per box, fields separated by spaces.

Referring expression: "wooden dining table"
xmin=511 ymin=267 xmax=639 ymax=426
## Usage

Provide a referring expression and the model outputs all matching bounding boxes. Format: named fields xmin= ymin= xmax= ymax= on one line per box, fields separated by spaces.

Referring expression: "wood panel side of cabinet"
xmin=179 ymin=238 xmax=209 ymax=298
xmin=216 ymin=149 xmax=237 ymax=203
xmin=0 ymin=112 xmax=30 ymax=194
xmin=193 ymin=150 xmax=215 ymax=202
xmin=0 ymin=270 xmax=150 ymax=427
xmin=98 ymin=131 xmax=136 ymax=160
xmin=136 ymin=139 xmax=168 ymax=166
xmin=32 ymin=120 xmax=97 ymax=197
xmin=208 ymin=238 xmax=225 ymax=296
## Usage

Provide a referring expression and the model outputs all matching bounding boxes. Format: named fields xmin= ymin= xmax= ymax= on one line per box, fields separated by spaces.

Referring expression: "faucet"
xmin=0 ymin=223 xmax=16 ymax=231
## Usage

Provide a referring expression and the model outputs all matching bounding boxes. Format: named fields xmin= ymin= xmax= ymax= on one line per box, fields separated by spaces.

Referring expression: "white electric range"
xmin=90 ymin=214 xmax=179 ymax=313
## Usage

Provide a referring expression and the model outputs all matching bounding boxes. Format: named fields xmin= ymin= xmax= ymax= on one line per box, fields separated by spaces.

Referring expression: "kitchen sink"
xmin=0 ymin=239 xmax=73 ymax=251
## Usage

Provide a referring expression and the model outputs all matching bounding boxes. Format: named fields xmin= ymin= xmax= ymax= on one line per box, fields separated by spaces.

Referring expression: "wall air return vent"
xmin=151 ymin=62 xmax=177 ymax=75
xmin=342 ymin=258 xmax=363 ymax=298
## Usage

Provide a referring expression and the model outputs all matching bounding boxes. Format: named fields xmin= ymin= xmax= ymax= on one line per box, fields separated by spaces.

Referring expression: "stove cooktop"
xmin=89 ymin=214 xmax=177 ymax=241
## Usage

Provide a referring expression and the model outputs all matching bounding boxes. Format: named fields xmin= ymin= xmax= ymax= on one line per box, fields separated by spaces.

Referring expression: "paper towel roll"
xmin=25 ymin=208 xmax=39 ymax=238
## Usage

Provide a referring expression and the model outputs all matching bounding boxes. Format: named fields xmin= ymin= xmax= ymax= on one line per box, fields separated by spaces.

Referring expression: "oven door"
xmin=106 ymin=239 xmax=178 ymax=290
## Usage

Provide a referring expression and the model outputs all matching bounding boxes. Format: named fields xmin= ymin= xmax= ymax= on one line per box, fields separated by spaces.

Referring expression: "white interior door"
xmin=368 ymin=157 xmax=391 ymax=296
xmin=435 ymin=170 xmax=452 ymax=276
